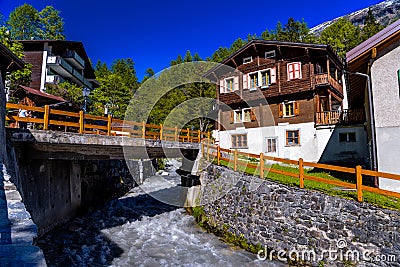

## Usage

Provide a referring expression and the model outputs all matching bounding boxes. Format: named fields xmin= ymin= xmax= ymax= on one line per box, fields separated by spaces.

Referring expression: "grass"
xmin=213 ymin=158 xmax=400 ymax=210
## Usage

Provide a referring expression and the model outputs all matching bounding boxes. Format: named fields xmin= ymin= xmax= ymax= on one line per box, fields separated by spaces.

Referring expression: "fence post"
xmin=299 ymin=158 xmax=304 ymax=189
xmin=174 ymin=126 xmax=178 ymax=141
xmin=356 ymin=165 xmax=363 ymax=202
xmin=79 ymin=110 xmax=84 ymax=133
xmin=43 ymin=105 xmax=50 ymax=130
xmin=217 ymin=145 xmax=221 ymax=166
xmin=187 ymin=128 xmax=190 ymax=142
xmin=107 ymin=115 xmax=112 ymax=136
xmin=234 ymin=149 xmax=238 ymax=171
xmin=201 ymin=142 xmax=205 ymax=158
xmin=160 ymin=124 xmax=163 ymax=140
xmin=207 ymin=131 xmax=210 ymax=142
xmin=142 ymin=121 xmax=146 ymax=139
xmin=206 ymin=141 xmax=210 ymax=161
xmin=197 ymin=130 xmax=201 ymax=143
xmin=260 ymin=153 xmax=264 ymax=178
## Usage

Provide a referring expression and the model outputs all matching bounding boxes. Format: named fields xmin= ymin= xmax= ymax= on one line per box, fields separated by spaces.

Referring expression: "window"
xmin=266 ymin=138 xmax=277 ymax=153
xmin=260 ymin=70 xmax=271 ymax=87
xmin=233 ymin=108 xmax=255 ymax=123
xmin=243 ymin=56 xmax=253 ymax=64
xmin=278 ymin=101 xmax=299 ymax=117
xmin=249 ymin=72 xmax=258 ymax=89
xmin=232 ymin=134 xmax=248 ymax=149
xmin=287 ymin=62 xmax=302 ymax=80
xmin=339 ymin=132 xmax=356 ymax=142
xmin=265 ymin=50 xmax=276 ymax=58
xmin=286 ymin=130 xmax=300 ymax=146
xmin=225 ymin=78 xmax=235 ymax=92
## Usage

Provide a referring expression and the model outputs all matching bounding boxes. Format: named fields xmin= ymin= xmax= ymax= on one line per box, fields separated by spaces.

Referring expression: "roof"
xmin=347 ymin=19 xmax=400 ymax=62
xmin=18 ymin=40 xmax=96 ymax=79
xmin=205 ymin=39 xmax=344 ymax=78
xmin=346 ymin=20 xmax=400 ymax=108
xmin=17 ymin=85 xmax=67 ymax=103
xmin=0 ymin=43 xmax=25 ymax=72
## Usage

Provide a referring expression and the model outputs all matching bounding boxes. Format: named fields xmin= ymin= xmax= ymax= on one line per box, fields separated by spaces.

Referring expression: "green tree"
xmin=319 ymin=18 xmax=362 ymax=58
xmin=183 ymin=50 xmax=193 ymax=62
xmin=7 ymin=4 xmax=65 ymax=40
xmin=45 ymin=81 xmax=83 ymax=106
xmin=91 ymin=59 xmax=138 ymax=119
xmin=7 ymin=4 xmax=40 ymax=40
xmin=362 ymin=9 xmax=384 ymax=41
xmin=0 ymin=27 xmax=32 ymax=94
xmin=39 ymin=6 xmax=65 ymax=40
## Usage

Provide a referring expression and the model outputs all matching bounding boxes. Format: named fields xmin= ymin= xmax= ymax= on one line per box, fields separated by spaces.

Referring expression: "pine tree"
xmin=362 ymin=8 xmax=384 ymax=41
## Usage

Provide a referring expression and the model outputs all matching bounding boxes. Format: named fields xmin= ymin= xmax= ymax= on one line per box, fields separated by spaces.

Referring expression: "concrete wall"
xmin=8 ymin=149 xmax=156 ymax=235
xmin=197 ymin=165 xmax=400 ymax=266
xmin=371 ymin=44 xmax=400 ymax=191
xmin=214 ymin=123 xmax=367 ymax=165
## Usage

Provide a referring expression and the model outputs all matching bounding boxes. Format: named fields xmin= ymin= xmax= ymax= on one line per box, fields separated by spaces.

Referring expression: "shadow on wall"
xmin=315 ymin=125 xmax=372 ymax=185
xmin=317 ymin=125 xmax=369 ymax=167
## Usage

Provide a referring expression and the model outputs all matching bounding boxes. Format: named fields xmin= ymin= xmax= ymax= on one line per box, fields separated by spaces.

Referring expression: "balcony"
xmin=314 ymin=73 xmax=343 ymax=94
xmin=47 ymin=56 xmax=93 ymax=89
xmin=63 ymin=50 xmax=85 ymax=70
xmin=315 ymin=109 xmax=365 ymax=126
xmin=47 ymin=56 xmax=74 ymax=77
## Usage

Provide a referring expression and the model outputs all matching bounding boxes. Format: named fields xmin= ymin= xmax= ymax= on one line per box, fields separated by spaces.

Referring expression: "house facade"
xmin=18 ymin=40 xmax=98 ymax=92
xmin=347 ymin=20 xmax=400 ymax=192
xmin=0 ymin=43 xmax=24 ymax=162
xmin=210 ymin=40 xmax=367 ymax=165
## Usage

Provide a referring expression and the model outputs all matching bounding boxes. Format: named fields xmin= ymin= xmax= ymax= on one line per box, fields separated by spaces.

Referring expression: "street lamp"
xmin=82 ymin=87 xmax=90 ymax=113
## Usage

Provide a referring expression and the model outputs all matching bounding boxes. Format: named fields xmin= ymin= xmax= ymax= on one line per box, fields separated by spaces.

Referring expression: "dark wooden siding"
xmin=221 ymin=97 xmax=315 ymax=131
xmin=23 ymin=51 xmax=43 ymax=90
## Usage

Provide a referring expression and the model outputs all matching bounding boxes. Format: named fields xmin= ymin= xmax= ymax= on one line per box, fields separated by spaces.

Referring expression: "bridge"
xmin=4 ymin=103 xmax=210 ymax=237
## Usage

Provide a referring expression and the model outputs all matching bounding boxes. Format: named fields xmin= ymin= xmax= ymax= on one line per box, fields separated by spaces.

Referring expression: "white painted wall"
xmin=370 ymin=45 xmax=400 ymax=192
xmin=213 ymin=123 xmax=367 ymax=164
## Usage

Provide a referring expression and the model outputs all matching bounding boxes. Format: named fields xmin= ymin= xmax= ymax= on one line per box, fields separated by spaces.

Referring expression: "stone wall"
xmin=198 ymin=165 xmax=400 ymax=266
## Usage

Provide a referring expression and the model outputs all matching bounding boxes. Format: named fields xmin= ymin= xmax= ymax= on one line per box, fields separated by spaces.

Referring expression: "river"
xmin=37 ymin=160 xmax=283 ymax=267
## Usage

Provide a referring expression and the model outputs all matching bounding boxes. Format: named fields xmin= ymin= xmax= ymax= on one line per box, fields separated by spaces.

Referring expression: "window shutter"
xmin=287 ymin=64 xmax=294 ymax=80
xmin=270 ymin=67 xmax=276 ymax=84
xmin=278 ymin=103 xmax=283 ymax=118
xmin=230 ymin=110 xmax=234 ymax=123
xmin=250 ymin=108 xmax=256 ymax=121
xmin=234 ymin=76 xmax=239 ymax=91
xmin=294 ymin=101 xmax=300 ymax=116
xmin=294 ymin=62 xmax=301 ymax=79
xmin=220 ymin=80 xmax=225 ymax=93
xmin=243 ymin=74 xmax=248 ymax=89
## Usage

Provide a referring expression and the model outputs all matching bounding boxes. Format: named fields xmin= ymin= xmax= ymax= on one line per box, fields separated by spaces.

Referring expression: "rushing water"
xmin=38 ymin=161 xmax=283 ymax=267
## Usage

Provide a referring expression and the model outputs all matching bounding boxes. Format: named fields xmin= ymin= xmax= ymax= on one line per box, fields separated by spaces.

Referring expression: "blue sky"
xmin=1 ymin=0 xmax=383 ymax=80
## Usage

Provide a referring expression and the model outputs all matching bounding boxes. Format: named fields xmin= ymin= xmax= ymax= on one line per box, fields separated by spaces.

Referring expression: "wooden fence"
xmin=5 ymin=103 xmax=209 ymax=143
xmin=202 ymin=143 xmax=400 ymax=202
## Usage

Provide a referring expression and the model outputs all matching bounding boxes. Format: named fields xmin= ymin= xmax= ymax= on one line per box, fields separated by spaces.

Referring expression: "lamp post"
xmin=82 ymin=87 xmax=90 ymax=113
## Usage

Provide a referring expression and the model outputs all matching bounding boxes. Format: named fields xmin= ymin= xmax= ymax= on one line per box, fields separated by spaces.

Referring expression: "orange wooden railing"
xmin=315 ymin=109 xmax=365 ymax=126
xmin=202 ymin=143 xmax=400 ymax=203
xmin=5 ymin=103 xmax=210 ymax=143
xmin=314 ymin=73 xmax=343 ymax=94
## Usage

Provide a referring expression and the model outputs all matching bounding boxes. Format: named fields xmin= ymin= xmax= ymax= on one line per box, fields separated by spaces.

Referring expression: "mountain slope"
xmin=310 ymin=0 xmax=400 ymax=35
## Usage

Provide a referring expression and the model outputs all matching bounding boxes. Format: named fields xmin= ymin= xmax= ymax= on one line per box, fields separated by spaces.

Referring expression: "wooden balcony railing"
xmin=314 ymin=73 xmax=343 ymax=94
xmin=5 ymin=103 xmax=210 ymax=143
xmin=315 ymin=109 xmax=365 ymax=126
